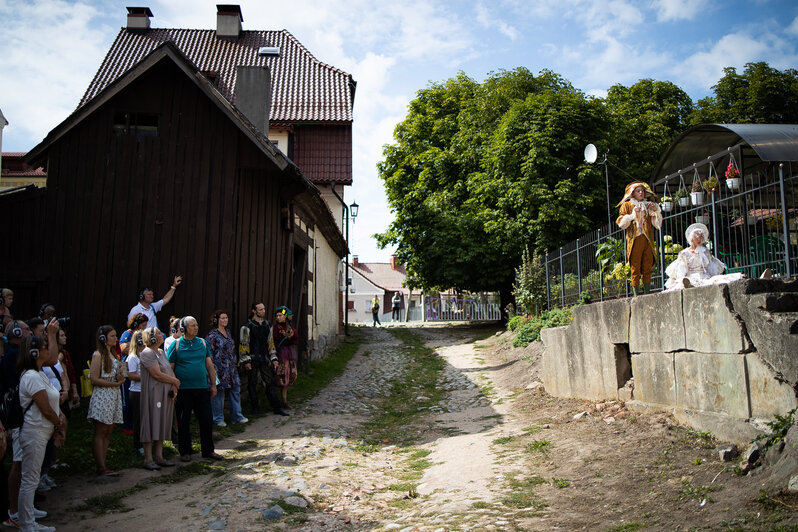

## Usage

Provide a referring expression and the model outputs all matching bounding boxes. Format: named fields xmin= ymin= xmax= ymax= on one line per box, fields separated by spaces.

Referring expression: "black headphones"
xmin=170 ymin=327 xmax=177 ymax=335
xmin=29 ymin=336 xmax=40 ymax=359
xmin=149 ymin=332 xmax=158 ymax=344
xmin=136 ymin=336 xmax=144 ymax=347
xmin=178 ymin=318 xmax=187 ymax=333
xmin=38 ymin=303 xmax=54 ymax=318
xmin=8 ymin=320 xmax=23 ymax=339
xmin=138 ymin=287 xmax=152 ymax=301
xmin=98 ymin=327 xmax=107 ymax=345
xmin=131 ymin=316 xmax=142 ymax=329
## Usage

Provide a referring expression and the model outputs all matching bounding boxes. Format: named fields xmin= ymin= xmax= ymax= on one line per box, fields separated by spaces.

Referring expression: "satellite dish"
xmin=584 ymin=143 xmax=598 ymax=164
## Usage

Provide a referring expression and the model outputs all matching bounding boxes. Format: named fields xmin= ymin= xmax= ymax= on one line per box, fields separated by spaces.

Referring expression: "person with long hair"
xmin=272 ymin=307 xmax=298 ymax=409
xmin=207 ymin=310 xmax=246 ymax=427
xmin=139 ymin=327 xmax=180 ymax=471
xmin=16 ymin=319 xmax=63 ymax=532
xmin=164 ymin=316 xmax=181 ymax=353
xmin=126 ymin=331 xmax=145 ymax=456
xmin=87 ymin=325 xmax=125 ymax=476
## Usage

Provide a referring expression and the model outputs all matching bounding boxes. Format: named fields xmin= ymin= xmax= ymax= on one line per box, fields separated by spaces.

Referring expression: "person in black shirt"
xmin=239 ymin=303 xmax=288 ymax=416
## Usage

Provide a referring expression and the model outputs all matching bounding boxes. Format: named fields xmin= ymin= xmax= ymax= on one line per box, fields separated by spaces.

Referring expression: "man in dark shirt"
xmin=240 ymin=303 xmax=287 ymax=416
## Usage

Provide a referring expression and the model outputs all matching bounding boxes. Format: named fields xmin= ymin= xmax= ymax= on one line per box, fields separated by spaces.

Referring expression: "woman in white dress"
xmin=664 ymin=223 xmax=744 ymax=291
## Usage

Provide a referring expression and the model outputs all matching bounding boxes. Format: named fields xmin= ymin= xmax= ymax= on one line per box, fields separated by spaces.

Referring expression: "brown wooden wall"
xmin=1 ymin=59 xmax=302 ymax=367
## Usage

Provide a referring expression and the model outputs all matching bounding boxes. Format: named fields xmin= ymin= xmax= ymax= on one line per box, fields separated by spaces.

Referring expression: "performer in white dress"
xmin=664 ymin=223 xmax=744 ymax=291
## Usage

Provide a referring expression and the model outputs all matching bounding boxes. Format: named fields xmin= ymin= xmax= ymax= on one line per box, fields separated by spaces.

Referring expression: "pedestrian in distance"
xmin=371 ymin=295 xmax=381 ymax=327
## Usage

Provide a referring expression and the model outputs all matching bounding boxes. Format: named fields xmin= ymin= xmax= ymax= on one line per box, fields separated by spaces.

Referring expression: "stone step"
xmin=751 ymin=292 xmax=798 ymax=313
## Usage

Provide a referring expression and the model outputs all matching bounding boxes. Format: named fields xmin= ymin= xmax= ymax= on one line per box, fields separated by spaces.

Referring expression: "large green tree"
xmin=604 ymin=79 xmax=693 ymax=187
xmin=690 ymin=62 xmax=798 ymax=124
xmin=377 ymin=69 xmax=606 ymax=298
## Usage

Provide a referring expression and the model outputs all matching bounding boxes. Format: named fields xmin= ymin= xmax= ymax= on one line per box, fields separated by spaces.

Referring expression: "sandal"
xmin=143 ymin=462 xmax=161 ymax=471
xmin=97 ymin=468 xmax=121 ymax=477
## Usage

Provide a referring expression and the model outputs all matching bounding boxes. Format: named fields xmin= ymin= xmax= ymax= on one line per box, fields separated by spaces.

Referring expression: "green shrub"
xmin=512 ymin=307 xmax=573 ymax=347
xmin=507 ymin=315 xmax=527 ymax=332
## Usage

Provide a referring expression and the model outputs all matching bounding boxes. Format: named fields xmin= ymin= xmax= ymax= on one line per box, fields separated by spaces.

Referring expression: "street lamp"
xmin=342 ymin=200 xmax=358 ymax=334
xmin=584 ymin=143 xmax=612 ymax=229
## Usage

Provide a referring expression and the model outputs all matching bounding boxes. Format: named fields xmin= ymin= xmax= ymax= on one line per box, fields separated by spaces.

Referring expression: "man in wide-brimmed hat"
xmin=616 ymin=181 xmax=662 ymax=295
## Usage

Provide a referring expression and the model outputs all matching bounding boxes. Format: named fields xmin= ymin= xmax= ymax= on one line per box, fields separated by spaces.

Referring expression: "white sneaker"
xmin=34 ymin=523 xmax=55 ymax=532
xmin=236 ymin=417 xmax=249 ymax=424
xmin=215 ymin=421 xmax=227 ymax=428
xmin=36 ymin=478 xmax=50 ymax=492
xmin=42 ymin=475 xmax=57 ymax=489
xmin=7 ymin=507 xmax=48 ymax=522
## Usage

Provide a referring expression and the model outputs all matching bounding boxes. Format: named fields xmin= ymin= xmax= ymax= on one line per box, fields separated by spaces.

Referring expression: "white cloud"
xmin=475 ymin=2 xmax=520 ymax=41
xmin=672 ymin=31 xmax=780 ymax=90
xmin=786 ymin=15 xmax=798 ymax=36
xmin=652 ymin=0 xmax=711 ymax=22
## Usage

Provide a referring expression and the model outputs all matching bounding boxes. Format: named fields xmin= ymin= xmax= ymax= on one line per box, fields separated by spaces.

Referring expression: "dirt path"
xmin=47 ymin=325 xmax=796 ymax=531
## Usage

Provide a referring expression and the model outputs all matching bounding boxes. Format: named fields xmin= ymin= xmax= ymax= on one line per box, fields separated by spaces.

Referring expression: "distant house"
xmin=1 ymin=152 xmax=46 ymax=190
xmin=0 ymin=38 xmax=347 ymax=364
xmin=348 ymin=255 xmax=420 ymax=322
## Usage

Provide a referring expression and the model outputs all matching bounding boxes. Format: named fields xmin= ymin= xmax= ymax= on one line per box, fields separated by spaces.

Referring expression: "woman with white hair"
xmin=165 ymin=316 xmax=221 ymax=462
xmin=664 ymin=223 xmax=745 ymax=291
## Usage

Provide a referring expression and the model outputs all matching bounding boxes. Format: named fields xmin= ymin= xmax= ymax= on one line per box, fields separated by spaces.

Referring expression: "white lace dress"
xmin=664 ymin=246 xmax=744 ymax=291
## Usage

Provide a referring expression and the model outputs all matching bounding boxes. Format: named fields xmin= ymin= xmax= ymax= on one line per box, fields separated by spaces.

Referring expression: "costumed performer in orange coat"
xmin=616 ymin=182 xmax=662 ymax=296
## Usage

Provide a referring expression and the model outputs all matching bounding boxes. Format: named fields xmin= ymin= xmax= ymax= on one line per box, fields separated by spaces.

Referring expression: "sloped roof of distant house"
xmin=1 ymin=153 xmax=46 ymax=177
xmin=351 ymin=261 xmax=407 ymax=292
xmin=80 ymin=28 xmax=355 ymax=124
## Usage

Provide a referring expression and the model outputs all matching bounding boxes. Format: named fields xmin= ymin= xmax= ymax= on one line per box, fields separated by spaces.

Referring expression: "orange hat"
xmin=617 ymin=182 xmax=659 ymax=206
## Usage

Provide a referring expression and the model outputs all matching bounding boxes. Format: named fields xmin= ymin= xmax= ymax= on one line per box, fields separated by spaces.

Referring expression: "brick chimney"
xmin=126 ymin=7 xmax=153 ymax=33
xmin=352 ymin=255 xmax=359 ymax=267
xmin=390 ymin=254 xmax=398 ymax=270
xmin=216 ymin=4 xmax=242 ymax=39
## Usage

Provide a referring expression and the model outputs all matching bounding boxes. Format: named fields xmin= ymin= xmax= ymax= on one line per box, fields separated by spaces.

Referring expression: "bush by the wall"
xmin=511 ymin=307 xmax=573 ymax=347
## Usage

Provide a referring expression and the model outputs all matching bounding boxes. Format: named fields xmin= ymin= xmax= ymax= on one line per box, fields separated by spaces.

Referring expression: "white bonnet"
xmin=685 ymin=223 xmax=709 ymax=243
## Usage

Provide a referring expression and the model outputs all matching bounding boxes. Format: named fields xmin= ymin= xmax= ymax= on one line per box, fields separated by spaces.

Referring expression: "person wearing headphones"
xmin=206 ymin=310 xmax=246 ymax=427
xmin=87 ymin=325 xmax=125 ymax=476
xmin=127 ymin=275 xmax=183 ymax=330
xmin=166 ymin=316 xmax=221 ymax=462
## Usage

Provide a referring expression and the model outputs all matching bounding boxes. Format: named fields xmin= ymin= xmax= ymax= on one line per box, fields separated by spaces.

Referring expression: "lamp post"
xmin=343 ymin=200 xmax=358 ymax=335
xmin=584 ymin=143 xmax=612 ymax=229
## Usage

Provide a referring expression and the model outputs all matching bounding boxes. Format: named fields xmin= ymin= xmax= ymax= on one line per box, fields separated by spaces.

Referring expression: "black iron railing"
xmin=545 ymin=160 xmax=797 ymax=309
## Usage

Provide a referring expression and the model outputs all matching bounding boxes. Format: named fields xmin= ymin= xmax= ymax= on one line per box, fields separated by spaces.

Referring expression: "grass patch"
xmin=552 ymin=477 xmax=570 ymax=488
xmin=526 ymin=440 xmax=551 ymax=453
xmin=678 ymin=480 xmax=718 ymax=501
xmin=356 ymin=328 xmax=446 ymax=448
xmin=522 ymin=424 xmax=543 ymax=435
xmin=471 ymin=501 xmax=494 ymax=509
xmin=493 ymin=435 xmax=515 ymax=444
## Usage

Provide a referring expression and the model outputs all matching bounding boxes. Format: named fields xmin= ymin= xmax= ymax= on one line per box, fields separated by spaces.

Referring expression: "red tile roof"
xmin=351 ymin=262 xmax=407 ymax=292
xmin=1 ymin=153 xmax=46 ymax=177
xmin=292 ymin=125 xmax=351 ymax=184
xmin=80 ymin=29 xmax=355 ymax=123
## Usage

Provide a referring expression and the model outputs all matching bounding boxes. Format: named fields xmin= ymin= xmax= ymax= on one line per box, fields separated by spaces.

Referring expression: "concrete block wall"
xmin=540 ymin=279 xmax=798 ymax=444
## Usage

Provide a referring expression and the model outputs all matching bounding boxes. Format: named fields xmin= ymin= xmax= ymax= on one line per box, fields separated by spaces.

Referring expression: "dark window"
xmin=112 ymin=112 xmax=159 ymax=137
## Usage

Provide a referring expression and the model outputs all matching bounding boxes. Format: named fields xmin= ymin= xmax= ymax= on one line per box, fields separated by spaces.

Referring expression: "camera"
xmin=56 ymin=317 xmax=70 ymax=327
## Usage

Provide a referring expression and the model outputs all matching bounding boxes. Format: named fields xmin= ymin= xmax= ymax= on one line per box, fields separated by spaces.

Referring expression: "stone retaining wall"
xmin=540 ymin=279 xmax=798 ymax=444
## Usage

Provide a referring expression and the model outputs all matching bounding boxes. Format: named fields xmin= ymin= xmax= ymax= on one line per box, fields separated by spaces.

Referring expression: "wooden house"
xmin=0 ymin=38 xmax=347 ymax=366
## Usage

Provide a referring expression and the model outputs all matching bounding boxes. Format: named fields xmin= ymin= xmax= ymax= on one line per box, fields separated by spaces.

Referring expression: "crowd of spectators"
xmin=0 ymin=281 xmax=299 ymax=531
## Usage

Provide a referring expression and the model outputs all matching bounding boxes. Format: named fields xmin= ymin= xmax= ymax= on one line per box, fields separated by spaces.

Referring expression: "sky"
xmin=1 ymin=0 xmax=798 ymax=263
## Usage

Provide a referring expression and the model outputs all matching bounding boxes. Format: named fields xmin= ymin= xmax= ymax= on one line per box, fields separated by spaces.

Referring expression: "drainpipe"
xmin=331 ymin=184 xmax=350 ymax=335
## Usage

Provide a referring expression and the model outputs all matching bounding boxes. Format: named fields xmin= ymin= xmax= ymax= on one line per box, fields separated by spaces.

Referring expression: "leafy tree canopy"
xmin=377 ymin=62 xmax=797 ymax=298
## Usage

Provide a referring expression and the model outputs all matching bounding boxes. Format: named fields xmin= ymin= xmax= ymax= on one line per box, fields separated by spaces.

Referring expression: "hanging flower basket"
xmin=661 ymin=201 xmax=673 ymax=212
xmin=690 ymin=191 xmax=704 ymax=206
xmin=674 ymin=174 xmax=689 ymax=207
xmin=695 ymin=214 xmax=710 ymax=224
xmin=725 ymin=155 xmax=741 ymax=190
xmin=678 ymin=197 xmax=690 ymax=207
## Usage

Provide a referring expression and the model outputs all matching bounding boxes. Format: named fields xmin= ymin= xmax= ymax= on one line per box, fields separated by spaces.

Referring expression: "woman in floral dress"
xmin=87 ymin=325 xmax=125 ymax=476
xmin=207 ymin=310 xmax=246 ymax=426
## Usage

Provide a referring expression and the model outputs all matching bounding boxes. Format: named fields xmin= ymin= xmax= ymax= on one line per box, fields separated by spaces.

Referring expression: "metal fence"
xmin=422 ymin=296 xmax=502 ymax=321
xmin=545 ymin=159 xmax=797 ymax=309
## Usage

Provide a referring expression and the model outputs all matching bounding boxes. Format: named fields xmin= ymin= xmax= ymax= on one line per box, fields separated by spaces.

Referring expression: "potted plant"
xmin=660 ymin=195 xmax=673 ymax=212
xmin=703 ymin=176 xmax=719 ymax=194
xmin=695 ymin=212 xmax=710 ymax=224
xmin=725 ymin=160 xmax=741 ymax=190
xmin=690 ymin=181 xmax=704 ymax=206
xmin=674 ymin=188 xmax=689 ymax=207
